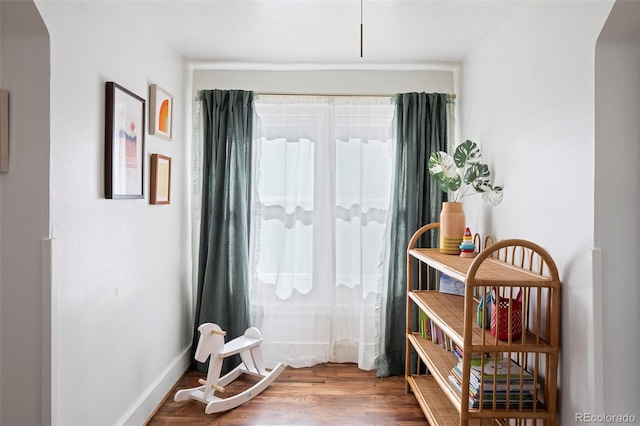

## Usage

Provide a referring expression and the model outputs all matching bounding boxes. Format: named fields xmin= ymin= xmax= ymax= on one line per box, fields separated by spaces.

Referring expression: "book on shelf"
xmin=418 ymin=310 xmax=453 ymax=350
xmin=451 ymin=363 xmax=537 ymax=392
xmin=453 ymin=345 xmax=463 ymax=359
xmin=452 ymin=345 xmax=487 ymax=361
xmin=469 ymin=357 xmax=535 ymax=383
xmin=419 ymin=310 xmax=429 ymax=339
xmin=439 ymin=273 xmax=465 ymax=296
xmin=431 ymin=321 xmax=452 ymax=350
xmin=448 ymin=357 xmax=540 ymax=409
xmin=448 ymin=374 xmax=536 ymax=408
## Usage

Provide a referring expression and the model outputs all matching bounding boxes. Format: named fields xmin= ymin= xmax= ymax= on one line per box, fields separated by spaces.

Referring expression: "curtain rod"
xmin=257 ymin=92 xmax=456 ymax=99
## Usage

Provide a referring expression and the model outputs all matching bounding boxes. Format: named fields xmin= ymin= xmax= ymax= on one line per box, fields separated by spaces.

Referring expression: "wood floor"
xmin=146 ymin=363 xmax=427 ymax=425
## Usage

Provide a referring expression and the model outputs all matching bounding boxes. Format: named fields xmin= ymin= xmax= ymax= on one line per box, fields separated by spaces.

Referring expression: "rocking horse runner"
xmin=174 ymin=323 xmax=285 ymax=414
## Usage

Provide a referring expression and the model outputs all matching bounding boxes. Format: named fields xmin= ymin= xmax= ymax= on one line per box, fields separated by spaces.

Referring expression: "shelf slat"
xmin=407 ymin=375 xmax=463 ymax=426
xmin=409 ymin=248 xmax=555 ymax=285
xmin=408 ymin=333 xmax=462 ymax=409
xmin=407 ymin=376 xmax=499 ymax=426
xmin=409 ymin=291 xmax=557 ymax=352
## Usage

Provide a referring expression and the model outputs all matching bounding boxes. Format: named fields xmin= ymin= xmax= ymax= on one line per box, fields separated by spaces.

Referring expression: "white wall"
xmin=33 ymin=1 xmax=192 ymax=424
xmin=596 ymin=0 xmax=640 ymax=415
xmin=460 ymin=1 xmax=621 ymax=423
xmin=192 ymin=68 xmax=455 ymax=97
xmin=0 ymin=2 xmax=51 ymax=425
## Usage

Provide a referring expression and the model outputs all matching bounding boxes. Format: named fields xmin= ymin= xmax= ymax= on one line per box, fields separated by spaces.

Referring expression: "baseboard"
xmin=590 ymin=247 xmax=604 ymax=413
xmin=119 ymin=346 xmax=192 ymax=426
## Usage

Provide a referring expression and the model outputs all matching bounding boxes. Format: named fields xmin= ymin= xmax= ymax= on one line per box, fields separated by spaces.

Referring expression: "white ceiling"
xmin=124 ymin=0 xmax=523 ymax=66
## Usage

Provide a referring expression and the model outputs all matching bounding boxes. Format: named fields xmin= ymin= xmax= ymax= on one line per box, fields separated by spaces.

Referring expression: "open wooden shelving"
xmin=405 ymin=223 xmax=561 ymax=425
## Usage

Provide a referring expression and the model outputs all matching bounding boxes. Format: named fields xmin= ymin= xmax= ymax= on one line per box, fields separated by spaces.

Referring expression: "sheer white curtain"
xmin=250 ymin=95 xmax=395 ymax=370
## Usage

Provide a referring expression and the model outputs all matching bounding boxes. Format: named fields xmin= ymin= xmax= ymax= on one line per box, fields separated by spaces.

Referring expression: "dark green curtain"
xmin=376 ymin=92 xmax=451 ymax=377
xmin=192 ymin=89 xmax=255 ymax=373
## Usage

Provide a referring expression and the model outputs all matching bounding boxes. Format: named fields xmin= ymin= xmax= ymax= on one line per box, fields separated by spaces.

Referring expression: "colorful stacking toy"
xmin=459 ymin=227 xmax=477 ymax=258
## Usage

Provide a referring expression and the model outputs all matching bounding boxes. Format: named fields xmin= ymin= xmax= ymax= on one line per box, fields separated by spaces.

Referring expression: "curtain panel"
xmin=192 ymin=89 xmax=255 ymax=372
xmin=376 ymin=92 xmax=453 ymax=377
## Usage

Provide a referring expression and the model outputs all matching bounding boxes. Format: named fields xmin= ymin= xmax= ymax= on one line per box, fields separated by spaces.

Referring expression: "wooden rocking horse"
xmin=174 ymin=323 xmax=285 ymax=414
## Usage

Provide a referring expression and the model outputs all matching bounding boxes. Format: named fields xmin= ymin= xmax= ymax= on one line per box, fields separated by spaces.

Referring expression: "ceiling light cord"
xmin=360 ymin=0 xmax=363 ymax=58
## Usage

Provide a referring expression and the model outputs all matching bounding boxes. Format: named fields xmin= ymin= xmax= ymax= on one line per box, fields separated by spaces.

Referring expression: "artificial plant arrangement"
xmin=428 ymin=139 xmax=503 ymax=206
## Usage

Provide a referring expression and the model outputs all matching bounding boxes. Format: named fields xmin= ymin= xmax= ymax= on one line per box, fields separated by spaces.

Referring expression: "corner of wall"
xmin=0 ymin=1 xmax=52 ymax=425
xmin=119 ymin=347 xmax=192 ymax=426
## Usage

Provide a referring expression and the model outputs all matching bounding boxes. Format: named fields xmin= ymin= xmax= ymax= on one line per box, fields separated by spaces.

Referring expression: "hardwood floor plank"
xmin=146 ymin=363 xmax=428 ymax=425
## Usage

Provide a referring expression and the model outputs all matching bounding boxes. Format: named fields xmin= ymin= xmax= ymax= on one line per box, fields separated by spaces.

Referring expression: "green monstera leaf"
xmin=476 ymin=183 xmax=504 ymax=207
xmin=453 ymin=139 xmax=481 ymax=169
xmin=428 ymin=140 xmax=503 ymax=206
xmin=428 ymin=151 xmax=462 ymax=192
xmin=464 ymin=163 xmax=490 ymax=186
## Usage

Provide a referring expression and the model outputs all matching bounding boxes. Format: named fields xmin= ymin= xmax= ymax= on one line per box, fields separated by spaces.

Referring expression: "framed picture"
xmin=0 ymin=89 xmax=8 ymax=173
xmin=149 ymin=84 xmax=173 ymax=141
xmin=150 ymin=154 xmax=171 ymax=205
xmin=104 ymin=82 xmax=145 ymax=199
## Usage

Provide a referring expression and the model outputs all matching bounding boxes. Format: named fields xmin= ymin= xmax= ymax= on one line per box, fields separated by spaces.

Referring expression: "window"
xmin=250 ymin=95 xmax=395 ymax=369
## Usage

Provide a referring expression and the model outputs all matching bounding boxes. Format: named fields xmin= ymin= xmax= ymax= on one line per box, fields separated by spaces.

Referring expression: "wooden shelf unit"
xmin=405 ymin=223 xmax=561 ymax=425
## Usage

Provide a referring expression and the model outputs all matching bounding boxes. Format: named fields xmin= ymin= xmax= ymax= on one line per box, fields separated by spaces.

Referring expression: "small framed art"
xmin=105 ymin=82 xmax=145 ymax=199
xmin=150 ymin=154 xmax=171 ymax=205
xmin=149 ymin=84 xmax=173 ymax=141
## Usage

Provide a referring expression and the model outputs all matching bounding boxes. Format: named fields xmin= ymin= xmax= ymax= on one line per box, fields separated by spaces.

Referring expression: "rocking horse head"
xmin=194 ymin=323 xmax=226 ymax=363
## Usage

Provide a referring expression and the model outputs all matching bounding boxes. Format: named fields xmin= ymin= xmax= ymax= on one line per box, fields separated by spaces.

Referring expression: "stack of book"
xmin=448 ymin=357 xmax=539 ymax=409
xmin=419 ymin=310 xmax=452 ymax=350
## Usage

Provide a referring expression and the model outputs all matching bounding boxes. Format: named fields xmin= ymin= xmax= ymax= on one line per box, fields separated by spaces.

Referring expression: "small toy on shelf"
xmin=459 ymin=227 xmax=477 ymax=258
